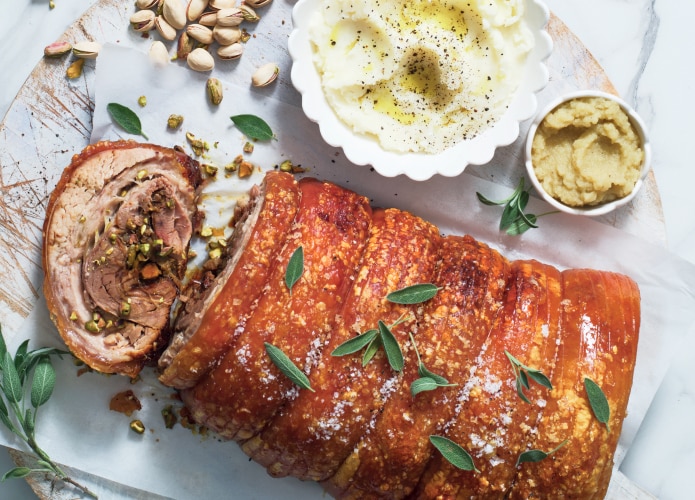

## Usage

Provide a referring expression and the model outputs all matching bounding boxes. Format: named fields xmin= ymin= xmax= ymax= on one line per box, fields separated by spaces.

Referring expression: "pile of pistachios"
xmin=131 ymin=0 xmax=279 ymax=87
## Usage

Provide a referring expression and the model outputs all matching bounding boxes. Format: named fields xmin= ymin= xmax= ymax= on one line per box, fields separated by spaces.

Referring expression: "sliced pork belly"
xmin=42 ymin=141 xmax=202 ymax=377
xmin=158 ymin=171 xmax=301 ymax=389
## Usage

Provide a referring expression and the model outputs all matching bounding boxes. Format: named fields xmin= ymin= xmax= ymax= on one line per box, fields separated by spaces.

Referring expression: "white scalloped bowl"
xmin=289 ymin=0 xmax=553 ymax=181
xmin=525 ymin=90 xmax=652 ymax=216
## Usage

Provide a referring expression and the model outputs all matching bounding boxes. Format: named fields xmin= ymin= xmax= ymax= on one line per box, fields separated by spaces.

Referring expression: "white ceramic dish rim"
xmin=288 ymin=0 xmax=554 ymax=181
xmin=524 ymin=89 xmax=653 ymax=217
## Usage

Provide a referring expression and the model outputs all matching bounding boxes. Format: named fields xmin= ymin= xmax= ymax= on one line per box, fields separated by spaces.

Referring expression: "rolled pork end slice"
xmin=158 ymin=171 xmax=301 ymax=389
xmin=42 ymin=141 xmax=202 ymax=377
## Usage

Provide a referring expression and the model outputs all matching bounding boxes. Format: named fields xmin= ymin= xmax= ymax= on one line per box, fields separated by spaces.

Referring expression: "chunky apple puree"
xmin=531 ymin=96 xmax=644 ymax=207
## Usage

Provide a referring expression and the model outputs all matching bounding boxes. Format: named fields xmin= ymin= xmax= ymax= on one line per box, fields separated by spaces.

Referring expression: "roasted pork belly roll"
xmin=243 ymin=207 xmax=441 ymax=481
xmin=181 ymin=178 xmax=373 ymax=440
xmin=42 ymin=141 xmax=202 ymax=377
xmin=158 ymin=171 xmax=301 ymax=389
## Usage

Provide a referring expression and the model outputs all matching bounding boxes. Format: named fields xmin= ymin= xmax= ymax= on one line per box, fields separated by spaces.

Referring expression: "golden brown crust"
xmin=181 ymin=178 xmax=373 ymax=440
xmin=158 ymin=171 xmax=300 ymax=388
xmin=243 ymin=208 xmax=441 ymax=481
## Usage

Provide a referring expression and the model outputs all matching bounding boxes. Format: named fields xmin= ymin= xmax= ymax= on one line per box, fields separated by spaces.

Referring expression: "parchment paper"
xmin=1 ymin=43 xmax=693 ymax=498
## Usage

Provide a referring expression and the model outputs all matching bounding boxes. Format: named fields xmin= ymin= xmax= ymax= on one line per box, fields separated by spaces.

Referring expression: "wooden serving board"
xmin=0 ymin=0 xmax=661 ymax=498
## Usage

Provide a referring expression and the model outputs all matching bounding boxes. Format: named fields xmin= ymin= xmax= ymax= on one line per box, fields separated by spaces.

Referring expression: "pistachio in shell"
xmin=187 ymin=47 xmax=215 ymax=71
xmin=130 ymin=9 xmax=156 ymax=32
xmin=186 ymin=0 xmax=209 ymax=21
xmin=251 ymin=62 xmax=279 ymax=87
xmin=208 ymin=0 xmax=235 ymax=10
xmin=216 ymin=7 xmax=244 ymax=26
xmin=155 ymin=15 xmax=178 ymax=41
xmin=149 ymin=40 xmax=170 ymax=66
xmin=163 ymin=0 xmax=187 ymax=29
xmin=244 ymin=0 xmax=272 ymax=7
xmin=177 ymin=31 xmax=195 ymax=60
xmin=187 ymin=23 xmax=214 ymax=45
xmin=72 ymin=41 xmax=102 ymax=59
xmin=198 ymin=11 xmax=218 ymax=26
xmin=213 ymin=25 xmax=241 ymax=45
xmin=216 ymin=42 xmax=243 ymax=60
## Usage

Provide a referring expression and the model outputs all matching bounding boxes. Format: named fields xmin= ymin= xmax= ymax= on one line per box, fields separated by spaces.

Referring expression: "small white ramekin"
xmin=525 ymin=90 xmax=652 ymax=216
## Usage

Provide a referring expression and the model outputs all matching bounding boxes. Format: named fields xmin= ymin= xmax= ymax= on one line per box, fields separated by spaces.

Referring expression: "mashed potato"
xmin=531 ymin=96 xmax=645 ymax=207
xmin=309 ymin=0 xmax=534 ymax=153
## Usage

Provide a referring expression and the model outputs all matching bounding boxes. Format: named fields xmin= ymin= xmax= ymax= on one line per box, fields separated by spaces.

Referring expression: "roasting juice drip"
xmin=309 ymin=0 xmax=534 ymax=153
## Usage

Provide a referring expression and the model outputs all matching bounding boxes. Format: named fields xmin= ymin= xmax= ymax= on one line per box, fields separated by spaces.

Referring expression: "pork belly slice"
xmin=242 ymin=207 xmax=441 ymax=481
xmin=158 ymin=171 xmax=301 ymax=389
xmin=42 ymin=141 xmax=202 ymax=377
xmin=325 ymin=235 xmax=509 ymax=499
xmin=181 ymin=178 xmax=373 ymax=440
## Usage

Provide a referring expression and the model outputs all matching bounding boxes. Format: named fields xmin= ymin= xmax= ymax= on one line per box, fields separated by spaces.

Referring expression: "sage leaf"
xmin=584 ymin=377 xmax=610 ymax=432
xmin=285 ymin=246 xmax=304 ymax=296
xmin=2 ymin=352 xmax=22 ymax=404
xmin=362 ymin=335 xmax=381 ymax=367
xmin=411 ymin=377 xmax=438 ymax=397
xmin=516 ymin=440 xmax=568 ymax=466
xmin=418 ymin=364 xmax=451 ymax=387
xmin=30 ymin=358 xmax=55 ymax=408
xmin=332 ymin=330 xmax=378 ymax=357
xmin=378 ymin=320 xmax=404 ymax=372
xmin=505 ymin=350 xmax=552 ymax=404
xmin=0 ymin=326 xmax=7 ymax=359
xmin=386 ymin=284 xmax=439 ymax=305
xmin=527 ymin=370 xmax=552 ymax=390
xmin=107 ymin=102 xmax=149 ymax=140
xmin=429 ymin=435 xmax=479 ymax=472
xmin=1 ymin=467 xmax=32 ymax=481
xmin=230 ymin=114 xmax=274 ymax=141
xmin=265 ymin=343 xmax=314 ymax=392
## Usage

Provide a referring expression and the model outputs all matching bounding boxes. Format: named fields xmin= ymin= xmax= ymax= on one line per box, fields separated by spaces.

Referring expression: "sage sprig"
xmin=332 ymin=314 xmax=410 ymax=371
xmin=429 ymin=435 xmax=479 ymax=472
xmin=230 ymin=114 xmax=274 ymax=141
xmin=504 ymin=350 xmax=552 ymax=404
xmin=107 ymin=102 xmax=148 ymax=140
xmin=584 ymin=377 xmax=610 ymax=432
xmin=409 ymin=333 xmax=456 ymax=397
xmin=0 ymin=326 xmax=97 ymax=498
xmin=516 ymin=439 xmax=568 ymax=466
xmin=264 ymin=342 xmax=314 ymax=392
xmin=386 ymin=284 xmax=439 ymax=305
xmin=285 ymin=246 xmax=304 ymax=296
xmin=476 ymin=178 xmax=556 ymax=235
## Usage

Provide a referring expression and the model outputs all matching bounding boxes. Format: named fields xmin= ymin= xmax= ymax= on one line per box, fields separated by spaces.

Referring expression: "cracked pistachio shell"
xmin=212 ymin=25 xmax=241 ymax=45
xmin=72 ymin=41 xmax=102 ymax=59
xmin=216 ymin=42 xmax=243 ymax=60
xmin=186 ymin=0 xmax=209 ymax=21
xmin=149 ymin=40 xmax=170 ymax=66
xmin=44 ymin=40 xmax=72 ymax=57
xmin=243 ymin=0 xmax=272 ymax=7
xmin=239 ymin=4 xmax=260 ymax=22
xmin=209 ymin=0 xmax=235 ymax=10
xmin=187 ymin=47 xmax=215 ymax=71
xmin=163 ymin=0 xmax=187 ymax=29
xmin=130 ymin=9 xmax=156 ymax=31
xmin=198 ymin=11 xmax=218 ymax=26
xmin=216 ymin=7 xmax=244 ymax=26
xmin=186 ymin=23 xmax=214 ymax=44
xmin=177 ymin=31 xmax=195 ymax=59
xmin=155 ymin=15 xmax=177 ymax=41
xmin=251 ymin=62 xmax=279 ymax=87
xmin=136 ymin=0 xmax=160 ymax=8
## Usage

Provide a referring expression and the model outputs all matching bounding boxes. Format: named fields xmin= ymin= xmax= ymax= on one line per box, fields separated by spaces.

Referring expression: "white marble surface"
xmin=0 ymin=0 xmax=693 ymax=498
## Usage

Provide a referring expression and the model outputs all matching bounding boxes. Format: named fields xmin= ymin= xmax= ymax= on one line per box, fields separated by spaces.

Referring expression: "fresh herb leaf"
xmin=30 ymin=358 xmax=55 ymax=408
xmin=362 ymin=335 xmax=381 ymax=367
xmin=230 ymin=114 xmax=274 ymax=141
xmin=516 ymin=440 xmax=568 ymax=466
xmin=411 ymin=377 xmax=439 ymax=397
xmin=409 ymin=333 xmax=456 ymax=397
xmin=378 ymin=320 xmax=404 ymax=372
xmin=476 ymin=178 xmax=555 ymax=236
xmin=285 ymin=246 xmax=304 ymax=296
xmin=505 ymin=350 xmax=552 ymax=404
xmin=265 ymin=342 xmax=314 ymax=392
xmin=386 ymin=284 xmax=439 ymax=305
xmin=429 ymin=435 xmax=479 ymax=472
xmin=107 ymin=102 xmax=149 ymax=140
xmin=0 ymin=325 xmax=97 ymax=498
xmin=584 ymin=377 xmax=610 ymax=432
xmin=331 ymin=329 xmax=378 ymax=357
